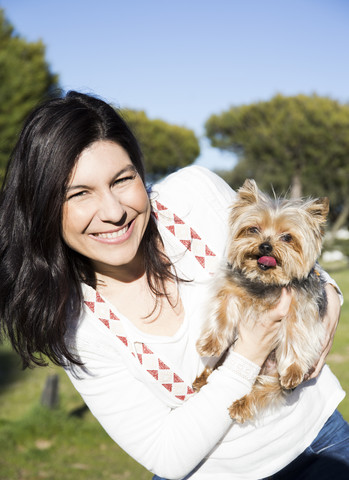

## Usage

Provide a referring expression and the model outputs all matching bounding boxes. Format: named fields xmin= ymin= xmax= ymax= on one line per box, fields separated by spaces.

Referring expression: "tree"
xmin=122 ymin=109 xmax=200 ymax=179
xmin=0 ymin=9 xmax=59 ymax=176
xmin=205 ymin=94 xmax=349 ymax=231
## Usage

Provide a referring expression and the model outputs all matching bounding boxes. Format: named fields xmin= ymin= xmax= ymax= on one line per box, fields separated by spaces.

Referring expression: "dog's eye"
xmin=281 ymin=233 xmax=292 ymax=243
xmin=248 ymin=227 xmax=260 ymax=234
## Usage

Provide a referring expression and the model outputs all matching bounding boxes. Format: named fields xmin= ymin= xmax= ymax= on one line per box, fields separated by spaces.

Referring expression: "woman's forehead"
xmin=68 ymin=141 xmax=133 ymax=185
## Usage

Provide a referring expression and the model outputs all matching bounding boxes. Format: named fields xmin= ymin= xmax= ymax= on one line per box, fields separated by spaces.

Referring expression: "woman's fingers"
xmin=306 ymin=283 xmax=341 ymax=380
xmin=265 ymin=288 xmax=292 ymax=323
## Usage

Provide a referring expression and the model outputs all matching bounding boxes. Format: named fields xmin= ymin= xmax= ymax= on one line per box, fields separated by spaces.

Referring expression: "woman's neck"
xmin=93 ymin=249 xmax=145 ymax=287
xmin=92 ymin=263 xmax=183 ymax=336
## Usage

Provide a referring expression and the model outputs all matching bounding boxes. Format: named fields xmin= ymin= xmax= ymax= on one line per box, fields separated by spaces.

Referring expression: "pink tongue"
xmin=258 ymin=256 xmax=277 ymax=267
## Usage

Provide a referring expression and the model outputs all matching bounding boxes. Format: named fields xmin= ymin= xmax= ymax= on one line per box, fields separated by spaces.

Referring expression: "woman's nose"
xmin=98 ymin=191 xmax=126 ymax=224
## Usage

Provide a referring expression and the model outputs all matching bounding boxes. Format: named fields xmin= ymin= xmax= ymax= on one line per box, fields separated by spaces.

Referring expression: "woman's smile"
xmin=62 ymin=140 xmax=151 ymax=279
xmin=89 ymin=220 xmax=135 ymax=243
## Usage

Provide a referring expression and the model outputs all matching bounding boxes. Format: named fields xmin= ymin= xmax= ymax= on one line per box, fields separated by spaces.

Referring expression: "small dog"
xmin=194 ymin=179 xmax=329 ymax=423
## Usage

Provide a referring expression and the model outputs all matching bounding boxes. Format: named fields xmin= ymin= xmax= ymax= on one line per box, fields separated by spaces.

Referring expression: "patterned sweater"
xmin=65 ymin=166 xmax=344 ymax=479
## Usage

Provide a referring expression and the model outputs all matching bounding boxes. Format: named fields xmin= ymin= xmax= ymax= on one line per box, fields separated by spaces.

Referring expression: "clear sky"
xmin=1 ymin=0 xmax=349 ymax=170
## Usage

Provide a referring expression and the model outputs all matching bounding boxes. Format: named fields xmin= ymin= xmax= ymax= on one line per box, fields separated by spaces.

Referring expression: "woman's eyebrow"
xmin=66 ymin=165 xmax=137 ymax=192
xmin=109 ymin=165 xmax=138 ymax=184
xmin=114 ymin=165 xmax=137 ymax=177
xmin=65 ymin=183 xmax=89 ymax=193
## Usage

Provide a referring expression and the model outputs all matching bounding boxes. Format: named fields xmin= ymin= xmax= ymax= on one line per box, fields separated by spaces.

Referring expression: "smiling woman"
xmin=0 ymin=91 xmax=348 ymax=480
xmin=0 ymin=91 xmax=178 ymax=366
xmin=62 ymin=141 xmax=151 ymax=281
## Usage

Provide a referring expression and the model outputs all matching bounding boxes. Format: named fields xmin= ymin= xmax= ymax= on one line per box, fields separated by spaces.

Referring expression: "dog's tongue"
xmin=258 ymin=256 xmax=277 ymax=267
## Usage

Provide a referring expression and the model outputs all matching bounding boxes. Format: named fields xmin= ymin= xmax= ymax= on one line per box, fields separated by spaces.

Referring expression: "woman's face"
xmin=62 ymin=140 xmax=151 ymax=279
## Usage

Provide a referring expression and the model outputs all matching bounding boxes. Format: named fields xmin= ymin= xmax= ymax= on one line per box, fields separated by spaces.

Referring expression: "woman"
xmin=0 ymin=91 xmax=348 ymax=479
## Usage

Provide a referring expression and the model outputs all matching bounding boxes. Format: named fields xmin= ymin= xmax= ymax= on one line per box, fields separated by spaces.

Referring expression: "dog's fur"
xmin=194 ymin=179 xmax=329 ymax=423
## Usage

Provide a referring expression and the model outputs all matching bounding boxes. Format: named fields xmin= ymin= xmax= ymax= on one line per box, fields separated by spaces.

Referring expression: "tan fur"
xmin=194 ymin=179 xmax=329 ymax=423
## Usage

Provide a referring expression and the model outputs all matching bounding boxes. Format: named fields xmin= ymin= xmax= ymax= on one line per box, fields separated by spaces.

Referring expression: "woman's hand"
xmin=234 ymin=288 xmax=292 ymax=366
xmin=305 ymin=283 xmax=341 ymax=380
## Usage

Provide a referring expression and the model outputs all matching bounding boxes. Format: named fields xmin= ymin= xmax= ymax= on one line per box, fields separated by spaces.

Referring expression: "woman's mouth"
xmin=89 ymin=220 xmax=135 ymax=243
xmin=94 ymin=225 xmax=129 ymax=239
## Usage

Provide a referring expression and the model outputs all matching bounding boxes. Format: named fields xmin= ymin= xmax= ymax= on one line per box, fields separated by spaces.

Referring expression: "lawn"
xmin=0 ymin=344 xmax=152 ymax=480
xmin=0 ymin=267 xmax=348 ymax=479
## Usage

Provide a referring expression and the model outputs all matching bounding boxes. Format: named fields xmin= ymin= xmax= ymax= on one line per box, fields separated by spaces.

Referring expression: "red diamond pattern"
xmin=83 ymin=284 xmax=195 ymax=402
xmin=100 ymin=318 xmax=109 ymax=328
xmin=159 ymin=359 xmax=169 ymax=370
xmin=180 ymin=239 xmax=191 ymax=250
xmin=82 ymin=200 xmax=216 ymax=403
xmin=190 ymin=228 xmax=201 ymax=240
xmin=153 ymin=200 xmax=217 ymax=275
xmin=85 ymin=301 xmax=95 ymax=312
xmin=173 ymin=214 xmax=184 ymax=224
xmin=195 ymin=256 xmax=205 ymax=268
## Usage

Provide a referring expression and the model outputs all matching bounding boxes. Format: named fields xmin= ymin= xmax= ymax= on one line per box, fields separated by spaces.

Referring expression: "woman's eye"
xmin=113 ymin=174 xmax=136 ymax=186
xmin=66 ymin=190 xmax=88 ymax=201
xmin=281 ymin=233 xmax=292 ymax=242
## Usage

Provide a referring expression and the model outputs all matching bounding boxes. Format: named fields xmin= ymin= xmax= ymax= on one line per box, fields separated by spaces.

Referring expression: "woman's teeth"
xmin=94 ymin=225 xmax=128 ymax=239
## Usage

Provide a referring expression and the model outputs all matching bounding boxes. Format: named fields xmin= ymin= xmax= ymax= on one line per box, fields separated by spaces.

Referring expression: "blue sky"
xmin=1 ymin=0 xmax=349 ymax=170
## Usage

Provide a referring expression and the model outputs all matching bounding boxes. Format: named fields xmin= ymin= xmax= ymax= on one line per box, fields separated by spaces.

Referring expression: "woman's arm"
xmin=306 ymin=282 xmax=341 ymax=380
xmin=65 ymin=296 xmax=288 ymax=479
xmin=66 ymin=339 xmax=252 ymax=479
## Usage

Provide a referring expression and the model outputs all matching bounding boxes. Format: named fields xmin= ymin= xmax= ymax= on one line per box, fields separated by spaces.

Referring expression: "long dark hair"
xmin=0 ymin=91 xmax=177 ymax=368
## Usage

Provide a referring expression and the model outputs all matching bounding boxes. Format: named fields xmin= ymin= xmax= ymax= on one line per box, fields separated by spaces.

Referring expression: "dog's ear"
xmin=305 ymin=197 xmax=329 ymax=222
xmin=237 ymin=179 xmax=260 ymax=204
xmin=304 ymin=198 xmax=329 ymax=236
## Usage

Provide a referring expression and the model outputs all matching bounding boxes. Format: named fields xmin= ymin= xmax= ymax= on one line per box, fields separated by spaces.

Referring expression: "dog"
xmin=194 ymin=179 xmax=329 ymax=423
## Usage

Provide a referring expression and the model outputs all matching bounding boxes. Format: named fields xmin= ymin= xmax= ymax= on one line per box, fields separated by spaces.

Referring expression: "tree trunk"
xmin=290 ymin=171 xmax=302 ymax=199
xmin=327 ymin=197 xmax=349 ymax=246
xmin=41 ymin=374 xmax=59 ymax=409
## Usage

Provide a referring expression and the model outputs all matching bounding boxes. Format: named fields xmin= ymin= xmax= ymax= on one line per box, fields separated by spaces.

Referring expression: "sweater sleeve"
xmin=65 ymin=334 xmax=259 ymax=480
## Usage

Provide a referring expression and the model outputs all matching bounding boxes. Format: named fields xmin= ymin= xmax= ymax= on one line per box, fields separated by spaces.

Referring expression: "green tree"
xmin=205 ymin=94 xmax=349 ymax=230
xmin=122 ymin=109 xmax=200 ymax=179
xmin=206 ymin=94 xmax=349 ymax=194
xmin=0 ymin=9 xmax=59 ymax=176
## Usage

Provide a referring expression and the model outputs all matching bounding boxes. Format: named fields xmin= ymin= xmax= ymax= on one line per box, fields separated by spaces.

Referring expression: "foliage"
xmin=0 ymin=9 xmax=60 ymax=177
xmin=205 ymin=94 xmax=349 ymax=229
xmin=122 ymin=109 xmax=200 ymax=179
xmin=328 ymin=239 xmax=349 ymax=258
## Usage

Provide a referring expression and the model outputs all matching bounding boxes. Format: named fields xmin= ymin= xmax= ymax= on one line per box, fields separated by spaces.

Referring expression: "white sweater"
xmin=65 ymin=166 xmax=345 ymax=480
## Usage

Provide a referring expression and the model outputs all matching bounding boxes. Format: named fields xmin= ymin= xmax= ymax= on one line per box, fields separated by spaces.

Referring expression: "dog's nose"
xmin=259 ymin=242 xmax=273 ymax=255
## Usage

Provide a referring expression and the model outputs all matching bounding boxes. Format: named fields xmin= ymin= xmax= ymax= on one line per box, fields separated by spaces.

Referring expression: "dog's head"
xmin=226 ymin=179 xmax=329 ymax=285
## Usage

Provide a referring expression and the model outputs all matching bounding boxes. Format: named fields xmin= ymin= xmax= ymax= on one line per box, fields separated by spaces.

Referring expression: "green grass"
xmin=0 ymin=347 xmax=152 ymax=480
xmin=0 ymin=406 xmax=151 ymax=480
xmin=0 ymin=267 xmax=348 ymax=479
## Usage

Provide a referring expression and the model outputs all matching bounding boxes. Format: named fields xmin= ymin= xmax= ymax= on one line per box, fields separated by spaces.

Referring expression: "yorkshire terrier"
xmin=194 ymin=179 xmax=329 ymax=423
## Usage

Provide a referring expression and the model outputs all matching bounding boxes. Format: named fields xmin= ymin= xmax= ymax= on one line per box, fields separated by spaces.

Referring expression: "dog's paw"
xmin=228 ymin=397 xmax=254 ymax=424
xmin=196 ymin=336 xmax=225 ymax=357
xmin=280 ymin=364 xmax=304 ymax=389
xmin=192 ymin=367 xmax=213 ymax=391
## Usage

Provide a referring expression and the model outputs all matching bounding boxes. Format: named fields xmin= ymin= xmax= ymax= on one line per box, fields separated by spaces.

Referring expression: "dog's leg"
xmin=279 ymin=363 xmax=304 ymax=389
xmin=229 ymin=373 xmax=283 ymax=423
xmin=277 ymin=300 xmax=324 ymax=390
xmin=196 ymin=285 xmax=240 ymax=357
xmin=192 ymin=366 xmax=213 ymax=391
xmin=277 ymin=293 xmax=325 ymax=389
xmin=193 ymin=351 xmax=228 ymax=391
